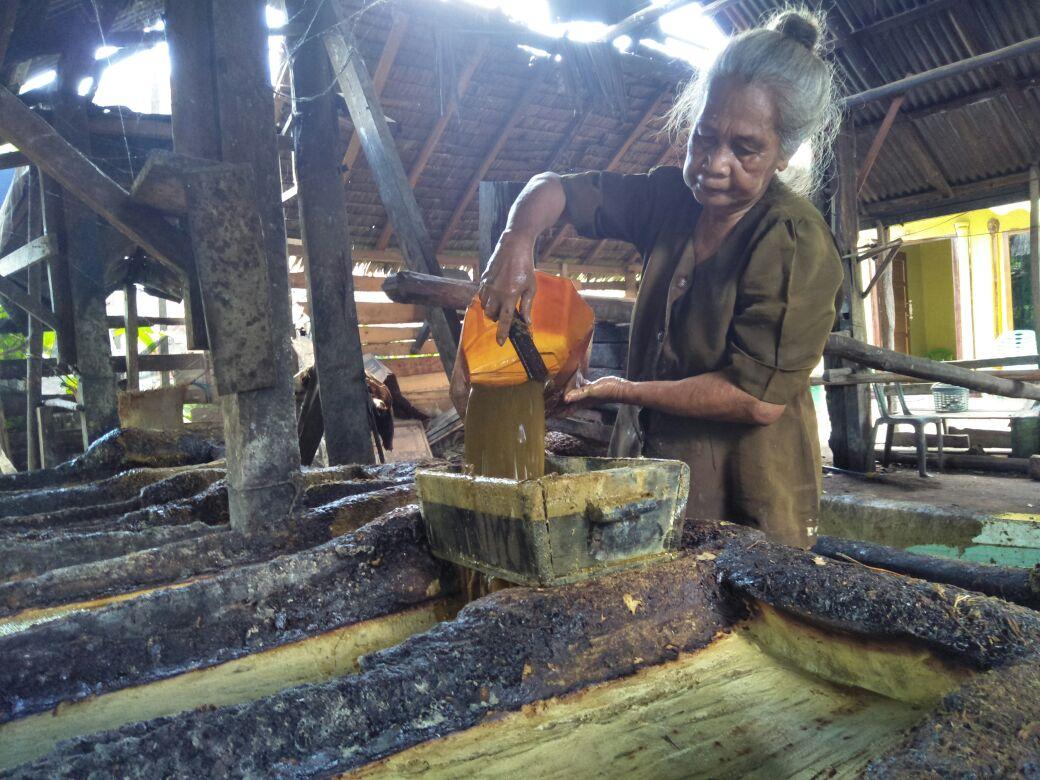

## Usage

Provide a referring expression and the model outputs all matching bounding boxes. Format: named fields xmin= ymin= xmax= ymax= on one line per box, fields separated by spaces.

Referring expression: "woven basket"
xmin=932 ymin=383 xmax=968 ymax=413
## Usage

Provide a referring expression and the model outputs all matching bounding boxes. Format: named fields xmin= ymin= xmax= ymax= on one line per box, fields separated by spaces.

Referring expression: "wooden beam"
xmin=864 ymin=171 xmax=1030 ymax=222
xmin=288 ymin=0 xmax=375 ymax=465
xmin=856 ymin=94 xmax=905 ymax=195
xmin=435 ymin=61 xmax=550 ymax=253
xmin=0 ymin=86 xmax=195 ymax=278
xmin=478 ymin=181 xmax=526 ymax=276
xmin=0 ymin=234 xmax=57 ymax=277
xmin=375 ymin=39 xmax=489 ymax=251
xmin=341 ymin=10 xmax=407 ymax=185
xmin=844 ymin=35 xmax=1040 ymax=109
xmin=324 ymin=16 xmax=459 ymax=376
xmin=0 ymin=150 xmax=28 ymax=170
xmin=39 ymin=173 xmax=77 ymax=365
xmin=900 ymin=120 xmax=954 ymax=199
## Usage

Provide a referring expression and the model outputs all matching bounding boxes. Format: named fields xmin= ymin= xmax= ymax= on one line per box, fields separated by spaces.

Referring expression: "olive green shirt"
xmin=560 ymin=167 xmax=843 ymax=547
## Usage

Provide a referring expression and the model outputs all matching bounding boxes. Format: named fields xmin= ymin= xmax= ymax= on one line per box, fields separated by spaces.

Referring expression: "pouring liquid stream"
xmin=464 ymin=381 xmax=545 ymax=480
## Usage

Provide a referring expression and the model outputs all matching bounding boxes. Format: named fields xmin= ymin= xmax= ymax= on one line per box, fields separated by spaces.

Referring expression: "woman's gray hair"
xmin=664 ymin=6 xmax=842 ymax=196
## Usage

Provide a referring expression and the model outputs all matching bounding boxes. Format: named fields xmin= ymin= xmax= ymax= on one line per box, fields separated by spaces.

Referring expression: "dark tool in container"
xmin=507 ymin=312 xmax=549 ymax=383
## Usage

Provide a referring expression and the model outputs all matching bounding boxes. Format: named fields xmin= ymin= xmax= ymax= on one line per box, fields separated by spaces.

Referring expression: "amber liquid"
xmin=464 ymin=381 xmax=545 ymax=480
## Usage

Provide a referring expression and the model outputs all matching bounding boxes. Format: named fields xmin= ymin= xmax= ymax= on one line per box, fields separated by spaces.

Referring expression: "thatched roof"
xmin=3 ymin=0 xmax=1040 ymax=271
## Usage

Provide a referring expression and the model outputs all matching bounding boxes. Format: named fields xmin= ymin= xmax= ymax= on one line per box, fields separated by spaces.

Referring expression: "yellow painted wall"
xmin=903 ymin=241 xmax=956 ymax=358
xmin=862 ymin=202 xmax=1032 ymax=354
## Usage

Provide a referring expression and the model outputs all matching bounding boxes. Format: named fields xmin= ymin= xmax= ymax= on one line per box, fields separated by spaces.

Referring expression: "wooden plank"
xmin=857 ymin=95 xmax=905 ymax=195
xmin=0 ymin=150 xmax=29 ymax=170
xmin=341 ymin=10 xmax=408 ymax=185
xmin=324 ymin=16 xmax=459 ymax=375
xmin=305 ymin=300 xmax=423 ymax=325
xmin=478 ymin=181 xmax=526 ymax=277
xmin=358 ymin=325 xmax=423 ymax=345
xmin=375 ymin=354 xmax=443 ymax=378
xmin=0 ymin=234 xmax=57 ymax=277
xmin=435 ymin=62 xmax=550 ymax=253
xmin=363 ymin=340 xmax=436 ymax=357
xmin=289 ymin=0 xmax=375 ymax=465
xmin=24 ymin=170 xmax=43 ymax=472
xmin=376 ymin=40 xmax=489 ymax=251
xmin=288 ymin=272 xmax=388 ymax=292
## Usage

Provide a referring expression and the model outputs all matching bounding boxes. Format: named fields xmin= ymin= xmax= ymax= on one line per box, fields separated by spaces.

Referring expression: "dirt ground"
xmin=822 ymin=465 xmax=1039 ymax=517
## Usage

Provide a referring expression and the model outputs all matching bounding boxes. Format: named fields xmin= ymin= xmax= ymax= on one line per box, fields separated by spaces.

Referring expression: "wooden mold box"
xmin=416 ymin=455 xmax=689 ymax=586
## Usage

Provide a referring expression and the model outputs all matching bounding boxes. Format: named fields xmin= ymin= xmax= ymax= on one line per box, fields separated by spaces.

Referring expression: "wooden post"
xmin=25 ymin=170 xmax=43 ymax=471
xmin=39 ymin=174 xmax=78 ymax=366
xmin=157 ymin=298 xmax=170 ymax=388
xmin=166 ymin=0 xmax=301 ymax=530
xmin=478 ymin=181 xmax=526 ymax=277
xmin=124 ymin=284 xmax=139 ymax=392
xmin=286 ymin=0 xmax=374 ymax=465
xmin=54 ymin=50 xmax=119 ymax=440
xmin=825 ymin=128 xmax=873 ymax=472
xmin=875 ymin=223 xmax=896 ymax=352
xmin=323 ymin=15 xmax=460 ymax=377
xmin=1030 ymin=164 xmax=1040 ymax=343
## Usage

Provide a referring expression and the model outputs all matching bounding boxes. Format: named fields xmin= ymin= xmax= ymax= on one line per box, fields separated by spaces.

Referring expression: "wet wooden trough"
xmin=2 ymin=429 xmax=1039 ymax=777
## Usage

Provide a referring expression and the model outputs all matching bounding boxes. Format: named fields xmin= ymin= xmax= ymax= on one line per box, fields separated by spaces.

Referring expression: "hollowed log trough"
xmin=1 ymin=433 xmax=1040 ymax=777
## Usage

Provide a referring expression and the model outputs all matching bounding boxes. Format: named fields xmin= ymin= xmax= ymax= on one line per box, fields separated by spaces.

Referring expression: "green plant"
xmin=926 ymin=347 xmax=955 ymax=363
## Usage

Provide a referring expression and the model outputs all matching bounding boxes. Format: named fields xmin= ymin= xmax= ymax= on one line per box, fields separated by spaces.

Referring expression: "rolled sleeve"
xmin=559 ymin=167 xmax=680 ymax=256
xmin=722 ymin=217 xmax=842 ymax=405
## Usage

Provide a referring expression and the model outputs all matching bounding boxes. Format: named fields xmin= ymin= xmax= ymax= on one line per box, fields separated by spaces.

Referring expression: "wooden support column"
xmin=1031 ymin=164 xmax=1040 ymax=342
xmin=323 ymin=14 xmax=460 ymax=377
xmin=478 ymin=181 xmax=526 ymax=277
xmin=166 ymin=0 xmax=301 ymax=530
xmin=874 ymin=224 xmax=896 ymax=352
xmin=825 ymin=128 xmax=872 ymax=472
xmin=25 ymin=170 xmax=43 ymax=471
xmin=286 ymin=0 xmax=374 ymax=465
xmin=38 ymin=175 xmax=77 ymax=366
xmin=54 ymin=51 xmax=119 ymax=440
xmin=123 ymin=284 xmax=139 ymax=392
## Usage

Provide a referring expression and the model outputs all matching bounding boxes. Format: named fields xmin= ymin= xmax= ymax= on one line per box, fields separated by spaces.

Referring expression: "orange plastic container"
xmin=461 ymin=271 xmax=595 ymax=388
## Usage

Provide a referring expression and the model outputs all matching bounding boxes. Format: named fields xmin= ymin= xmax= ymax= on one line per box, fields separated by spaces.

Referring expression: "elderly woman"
xmin=477 ymin=9 xmax=843 ymax=548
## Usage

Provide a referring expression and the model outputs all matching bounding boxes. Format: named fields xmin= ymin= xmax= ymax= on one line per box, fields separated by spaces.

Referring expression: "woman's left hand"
xmin=562 ymin=375 xmax=633 ymax=409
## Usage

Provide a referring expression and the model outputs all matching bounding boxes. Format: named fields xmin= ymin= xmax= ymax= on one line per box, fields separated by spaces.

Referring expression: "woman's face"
xmin=683 ymin=77 xmax=789 ymax=215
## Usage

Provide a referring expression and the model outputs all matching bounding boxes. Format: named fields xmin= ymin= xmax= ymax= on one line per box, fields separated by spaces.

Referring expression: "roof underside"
xmin=2 ymin=0 xmax=1039 ymax=271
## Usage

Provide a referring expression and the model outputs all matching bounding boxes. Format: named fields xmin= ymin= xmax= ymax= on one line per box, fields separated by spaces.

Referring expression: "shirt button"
xmin=656 ymin=330 xmax=665 ymax=342
xmin=675 ymin=277 xmax=688 ymax=289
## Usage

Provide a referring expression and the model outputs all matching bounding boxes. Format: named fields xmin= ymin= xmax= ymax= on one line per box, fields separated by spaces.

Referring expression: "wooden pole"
xmin=157 ymin=298 xmax=170 ymax=388
xmin=1030 ymin=164 xmax=1040 ymax=344
xmin=286 ymin=0 xmax=374 ymax=465
xmin=826 ymin=333 xmax=1040 ymax=400
xmin=54 ymin=49 xmax=120 ymax=441
xmin=322 ymin=15 xmax=460 ymax=377
xmin=825 ymin=127 xmax=873 ymax=471
xmin=844 ymin=35 xmax=1040 ymax=108
xmin=123 ymin=284 xmax=139 ymax=392
xmin=39 ymin=174 xmax=77 ymax=366
xmin=25 ymin=170 xmax=43 ymax=471
xmin=165 ymin=0 xmax=301 ymax=530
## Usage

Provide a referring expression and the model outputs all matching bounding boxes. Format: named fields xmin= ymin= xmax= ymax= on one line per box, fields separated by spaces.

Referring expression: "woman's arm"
xmin=564 ymin=372 xmax=785 ymax=426
xmin=478 ymin=172 xmax=566 ymax=345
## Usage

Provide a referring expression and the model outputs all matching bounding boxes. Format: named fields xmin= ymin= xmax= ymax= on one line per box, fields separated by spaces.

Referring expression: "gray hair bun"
xmin=773 ymin=11 xmax=820 ymax=52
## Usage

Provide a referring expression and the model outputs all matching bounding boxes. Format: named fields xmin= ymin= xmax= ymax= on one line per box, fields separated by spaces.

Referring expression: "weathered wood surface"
xmin=0 ymin=429 xmax=222 ymax=494
xmin=8 ymin=548 xmax=728 ymax=777
xmin=0 ymin=508 xmax=452 ymax=725
xmin=715 ymin=532 xmax=1040 ymax=669
xmin=0 ymin=475 xmax=418 ymax=617
xmin=814 ymin=535 xmax=1040 ymax=609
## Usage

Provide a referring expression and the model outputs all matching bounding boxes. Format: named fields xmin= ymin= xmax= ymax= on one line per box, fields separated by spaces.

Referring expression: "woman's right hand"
xmin=477 ymin=229 xmax=537 ymax=346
